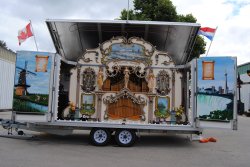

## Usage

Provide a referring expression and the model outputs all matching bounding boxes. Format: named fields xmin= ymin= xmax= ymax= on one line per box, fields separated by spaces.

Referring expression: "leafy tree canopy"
xmin=119 ymin=0 xmax=206 ymax=61
xmin=0 ymin=40 xmax=14 ymax=52
xmin=0 ymin=40 xmax=8 ymax=49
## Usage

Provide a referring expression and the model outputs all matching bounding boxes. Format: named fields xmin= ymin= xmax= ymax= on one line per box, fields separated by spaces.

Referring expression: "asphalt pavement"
xmin=0 ymin=111 xmax=250 ymax=167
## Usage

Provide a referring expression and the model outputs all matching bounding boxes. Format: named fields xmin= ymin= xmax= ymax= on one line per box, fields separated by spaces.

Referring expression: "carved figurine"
xmin=69 ymin=102 xmax=76 ymax=112
xmin=124 ymin=67 xmax=130 ymax=89
xmin=156 ymin=70 xmax=170 ymax=96
xmin=97 ymin=67 xmax=104 ymax=90
xmin=147 ymin=69 xmax=155 ymax=93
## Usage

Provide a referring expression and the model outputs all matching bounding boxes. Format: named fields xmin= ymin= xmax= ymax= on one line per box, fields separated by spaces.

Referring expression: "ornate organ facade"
xmin=64 ymin=36 xmax=184 ymax=124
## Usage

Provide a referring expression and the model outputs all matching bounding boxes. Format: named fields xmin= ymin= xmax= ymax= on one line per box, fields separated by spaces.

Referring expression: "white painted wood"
xmin=0 ymin=59 xmax=15 ymax=110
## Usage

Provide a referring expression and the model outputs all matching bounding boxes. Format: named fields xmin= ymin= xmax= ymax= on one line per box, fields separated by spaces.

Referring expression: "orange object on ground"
xmin=208 ymin=137 xmax=217 ymax=142
xmin=199 ymin=137 xmax=217 ymax=143
xmin=199 ymin=138 xmax=209 ymax=143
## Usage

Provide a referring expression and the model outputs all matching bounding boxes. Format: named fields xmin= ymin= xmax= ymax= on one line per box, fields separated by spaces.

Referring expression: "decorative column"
xmin=179 ymin=69 xmax=185 ymax=107
xmin=147 ymin=94 xmax=156 ymax=123
xmin=171 ymin=69 xmax=175 ymax=109
xmin=76 ymin=66 xmax=81 ymax=108
xmin=181 ymin=69 xmax=188 ymax=123
xmin=96 ymin=91 xmax=104 ymax=122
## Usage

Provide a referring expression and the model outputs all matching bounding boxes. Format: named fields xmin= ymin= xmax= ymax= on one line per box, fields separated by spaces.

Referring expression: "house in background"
xmin=237 ymin=62 xmax=250 ymax=115
xmin=0 ymin=46 xmax=16 ymax=110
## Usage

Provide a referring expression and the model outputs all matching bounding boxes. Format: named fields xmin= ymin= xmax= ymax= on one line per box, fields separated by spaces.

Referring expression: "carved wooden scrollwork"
xmin=81 ymin=67 xmax=96 ymax=93
xmin=78 ymin=50 xmax=99 ymax=63
xmin=131 ymin=66 xmax=146 ymax=78
xmin=156 ymin=70 xmax=171 ymax=96
xmin=103 ymin=88 xmax=146 ymax=121
xmin=105 ymin=64 xmax=121 ymax=77
xmin=104 ymin=88 xmax=146 ymax=105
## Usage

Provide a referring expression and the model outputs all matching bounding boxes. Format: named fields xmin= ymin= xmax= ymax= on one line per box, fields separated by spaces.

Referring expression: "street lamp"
xmin=237 ymin=70 xmax=250 ymax=115
xmin=237 ymin=73 xmax=244 ymax=114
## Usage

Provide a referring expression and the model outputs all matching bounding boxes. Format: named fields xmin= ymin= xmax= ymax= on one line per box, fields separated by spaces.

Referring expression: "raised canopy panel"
xmin=46 ymin=20 xmax=200 ymax=65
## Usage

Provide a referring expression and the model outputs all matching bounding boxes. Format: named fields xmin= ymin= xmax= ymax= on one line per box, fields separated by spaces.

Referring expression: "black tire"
xmin=17 ymin=130 xmax=24 ymax=136
xmin=115 ymin=129 xmax=136 ymax=147
xmin=90 ymin=128 xmax=111 ymax=146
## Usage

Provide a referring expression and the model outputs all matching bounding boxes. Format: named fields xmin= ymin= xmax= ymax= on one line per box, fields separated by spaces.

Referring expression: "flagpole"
xmin=206 ymin=26 xmax=218 ymax=57
xmin=127 ymin=0 xmax=130 ymax=21
xmin=29 ymin=20 xmax=39 ymax=51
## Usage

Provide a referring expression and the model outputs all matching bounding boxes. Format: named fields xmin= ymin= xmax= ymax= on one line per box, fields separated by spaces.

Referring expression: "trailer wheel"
xmin=90 ymin=128 xmax=111 ymax=146
xmin=115 ymin=129 xmax=136 ymax=147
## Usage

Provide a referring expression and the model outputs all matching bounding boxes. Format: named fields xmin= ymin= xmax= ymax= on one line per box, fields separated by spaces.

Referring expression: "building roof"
xmin=238 ymin=62 xmax=250 ymax=75
xmin=46 ymin=19 xmax=200 ymax=65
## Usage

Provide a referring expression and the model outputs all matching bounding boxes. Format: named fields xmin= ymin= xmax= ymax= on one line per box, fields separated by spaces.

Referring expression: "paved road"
xmin=0 ymin=111 xmax=250 ymax=167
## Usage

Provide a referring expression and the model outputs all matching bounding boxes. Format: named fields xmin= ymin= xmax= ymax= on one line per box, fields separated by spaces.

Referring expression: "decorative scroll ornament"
xmin=131 ymin=66 xmax=146 ymax=78
xmin=162 ymin=61 xmax=171 ymax=66
xmin=81 ymin=67 xmax=96 ymax=93
xmin=156 ymin=70 xmax=171 ymax=96
xmin=154 ymin=52 xmax=172 ymax=66
xmin=105 ymin=64 xmax=121 ymax=77
xmin=103 ymin=88 xmax=146 ymax=105
xmin=103 ymin=88 xmax=146 ymax=121
xmin=78 ymin=50 xmax=101 ymax=63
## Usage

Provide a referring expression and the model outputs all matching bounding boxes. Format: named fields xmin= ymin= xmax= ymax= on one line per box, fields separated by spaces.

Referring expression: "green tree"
xmin=0 ymin=40 xmax=8 ymax=49
xmin=0 ymin=40 xmax=14 ymax=52
xmin=119 ymin=0 xmax=206 ymax=60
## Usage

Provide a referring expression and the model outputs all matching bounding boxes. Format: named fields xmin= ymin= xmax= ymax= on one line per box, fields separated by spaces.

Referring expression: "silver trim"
xmin=51 ymin=54 xmax=61 ymax=122
xmin=46 ymin=19 xmax=201 ymax=27
xmin=28 ymin=120 xmax=201 ymax=132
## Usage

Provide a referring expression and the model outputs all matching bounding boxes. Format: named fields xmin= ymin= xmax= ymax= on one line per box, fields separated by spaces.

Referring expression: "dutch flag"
xmin=198 ymin=27 xmax=217 ymax=41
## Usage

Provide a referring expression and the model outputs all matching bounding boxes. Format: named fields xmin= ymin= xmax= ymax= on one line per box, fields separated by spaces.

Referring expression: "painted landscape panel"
xmin=108 ymin=43 xmax=148 ymax=62
xmin=155 ymin=97 xmax=170 ymax=118
xmin=13 ymin=51 xmax=53 ymax=113
xmin=197 ymin=57 xmax=236 ymax=121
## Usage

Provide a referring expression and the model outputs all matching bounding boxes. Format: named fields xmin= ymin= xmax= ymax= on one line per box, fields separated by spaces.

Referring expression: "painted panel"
xmin=80 ymin=94 xmax=95 ymax=116
xmin=107 ymin=43 xmax=149 ymax=62
xmin=197 ymin=57 xmax=236 ymax=122
xmin=13 ymin=51 xmax=52 ymax=113
xmin=155 ymin=96 xmax=170 ymax=118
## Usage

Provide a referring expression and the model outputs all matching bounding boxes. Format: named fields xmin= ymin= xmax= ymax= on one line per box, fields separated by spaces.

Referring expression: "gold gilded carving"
xmin=147 ymin=69 xmax=155 ymax=93
xmin=97 ymin=67 xmax=104 ymax=91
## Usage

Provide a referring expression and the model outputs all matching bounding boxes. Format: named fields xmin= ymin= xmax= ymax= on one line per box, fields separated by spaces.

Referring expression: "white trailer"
xmin=1 ymin=20 xmax=237 ymax=146
xmin=0 ymin=47 xmax=16 ymax=110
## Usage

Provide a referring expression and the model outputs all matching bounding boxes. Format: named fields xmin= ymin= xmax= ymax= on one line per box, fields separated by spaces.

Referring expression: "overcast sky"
xmin=1 ymin=0 xmax=249 ymax=65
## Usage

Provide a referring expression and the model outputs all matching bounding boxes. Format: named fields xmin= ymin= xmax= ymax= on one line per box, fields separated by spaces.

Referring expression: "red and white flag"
xmin=17 ymin=23 xmax=33 ymax=45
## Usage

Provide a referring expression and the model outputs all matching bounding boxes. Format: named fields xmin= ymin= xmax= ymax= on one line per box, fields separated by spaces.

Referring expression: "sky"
xmin=15 ymin=51 xmax=52 ymax=94
xmin=1 ymin=0 xmax=249 ymax=65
